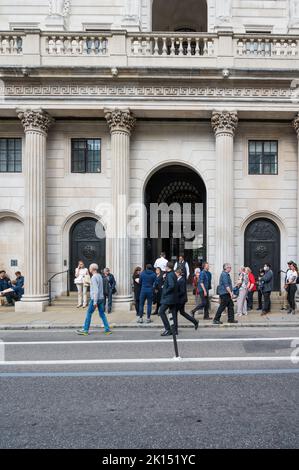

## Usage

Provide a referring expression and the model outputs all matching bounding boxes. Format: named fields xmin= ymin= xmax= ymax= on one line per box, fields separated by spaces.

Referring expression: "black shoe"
xmin=161 ymin=330 xmax=171 ymax=336
xmin=213 ymin=320 xmax=223 ymax=325
xmin=204 ymin=316 xmax=212 ymax=320
xmin=256 ymin=308 xmax=262 ymax=311
xmin=228 ymin=320 xmax=238 ymax=324
xmin=194 ymin=320 xmax=199 ymax=330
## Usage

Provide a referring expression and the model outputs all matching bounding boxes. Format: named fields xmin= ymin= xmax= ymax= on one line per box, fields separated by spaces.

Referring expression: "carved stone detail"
xmin=49 ymin=0 xmax=70 ymax=17
xmin=105 ymin=108 xmax=136 ymax=134
xmin=17 ymin=109 xmax=54 ymax=134
xmin=293 ymin=113 xmax=299 ymax=137
xmin=211 ymin=110 xmax=238 ymax=136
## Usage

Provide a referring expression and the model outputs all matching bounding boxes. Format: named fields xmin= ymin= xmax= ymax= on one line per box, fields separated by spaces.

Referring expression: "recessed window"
xmin=0 ymin=138 xmax=22 ymax=173
xmin=71 ymin=139 xmax=101 ymax=173
xmin=248 ymin=140 xmax=278 ymax=175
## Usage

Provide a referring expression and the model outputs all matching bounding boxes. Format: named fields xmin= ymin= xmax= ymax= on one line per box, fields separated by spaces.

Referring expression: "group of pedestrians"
xmin=74 ymin=260 xmax=116 ymax=313
xmin=0 ymin=270 xmax=24 ymax=306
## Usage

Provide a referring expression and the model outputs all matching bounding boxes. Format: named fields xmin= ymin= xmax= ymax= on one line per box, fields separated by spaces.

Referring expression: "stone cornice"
xmin=211 ymin=110 xmax=238 ymax=136
xmin=104 ymin=108 xmax=136 ymax=134
xmin=17 ymin=108 xmax=54 ymax=134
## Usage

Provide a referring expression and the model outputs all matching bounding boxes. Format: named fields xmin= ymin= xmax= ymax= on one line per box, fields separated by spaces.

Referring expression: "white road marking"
xmin=0 ymin=356 xmax=296 ymax=366
xmin=1 ymin=337 xmax=298 ymax=346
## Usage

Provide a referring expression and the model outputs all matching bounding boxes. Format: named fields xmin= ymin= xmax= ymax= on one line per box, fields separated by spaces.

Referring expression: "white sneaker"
xmin=136 ymin=317 xmax=143 ymax=323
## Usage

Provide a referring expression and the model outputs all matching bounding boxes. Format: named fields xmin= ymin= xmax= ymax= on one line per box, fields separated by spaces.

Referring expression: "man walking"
xmin=176 ymin=268 xmax=198 ymax=332
xmin=260 ymin=263 xmax=273 ymax=316
xmin=190 ymin=262 xmax=212 ymax=320
xmin=159 ymin=262 xmax=178 ymax=336
xmin=213 ymin=263 xmax=238 ymax=325
xmin=137 ymin=264 xmax=156 ymax=324
xmin=77 ymin=263 xmax=112 ymax=336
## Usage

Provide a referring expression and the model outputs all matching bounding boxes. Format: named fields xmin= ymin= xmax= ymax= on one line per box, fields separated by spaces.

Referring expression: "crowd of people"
xmin=0 ymin=270 xmax=24 ymax=306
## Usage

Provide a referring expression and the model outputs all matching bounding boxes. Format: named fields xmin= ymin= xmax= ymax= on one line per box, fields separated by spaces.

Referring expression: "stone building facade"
xmin=1 ymin=0 xmax=299 ymax=312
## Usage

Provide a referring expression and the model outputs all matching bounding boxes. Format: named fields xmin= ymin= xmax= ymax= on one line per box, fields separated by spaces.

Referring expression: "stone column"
xmin=211 ymin=110 xmax=238 ymax=285
xmin=15 ymin=109 xmax=54 ymax=313
xmin=293 ymin=114 xmax=299 ymax=263
xmin=105 ymin=108 xmax=136 ymax=311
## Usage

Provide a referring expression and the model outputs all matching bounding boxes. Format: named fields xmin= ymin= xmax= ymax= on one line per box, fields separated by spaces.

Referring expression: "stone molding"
xmin=211 ymin=110 xmax=238 ymax=136
xmin=104 ymin=108 xmax=136 ymax=135
xmin=17 ymin=108 xmax=54 ymax=134
xmin=49 ymin=0 xmax=70 ymax=17
xmin=293 ymin=113 xmax=299 ymax=137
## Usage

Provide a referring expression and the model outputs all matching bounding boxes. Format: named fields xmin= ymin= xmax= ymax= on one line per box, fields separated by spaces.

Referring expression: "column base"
xmin=15 ymin=297 xmax=48 ymax=314
xmin=112 ymin=296 xmax=133 ymax=313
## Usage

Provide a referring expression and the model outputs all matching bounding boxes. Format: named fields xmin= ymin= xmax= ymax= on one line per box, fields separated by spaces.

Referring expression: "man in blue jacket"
xmin=190 ymin=262 xmax=212 ymax=320
xmin=213 ymin=263 xmax=238 ymax=324
xmin=138 ymin=264 xmax=157 ymax=324
xmin=158 ymin=262 xmax=178 ymax=336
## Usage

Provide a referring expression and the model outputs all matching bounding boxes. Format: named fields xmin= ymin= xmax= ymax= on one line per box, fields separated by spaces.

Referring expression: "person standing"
xmin=246 ymin=267 xmax=256 ymax=311
xmin=256 ymin=268 xmax=265 ymax=311
xmin=154 ymin=252 xmax=168 ymax=273
xmin=137 ymin=264 xmax=156 ymax=324
xmin=175 ymin=269 xmax=198 ymax=332
xmin=76 ymin=263 xmax=112 ymax=336
xmin=192 ymin=269 xmax=201 ymax=307
xmin=260 ymin=263 xmax=274 ymax=316
xmin=74 ymin=260 xmax=89 ymax=308
xmin=0 ymin=271 xmax=12 ymax=306
xmin=213 ymin=263 xmax=238 ymax=324
xmin=236 ymin=267 xmax=249 ymax=317
xmin=159 ymin=262 xmax=179 ymax=336
xmin=174 ymin=254 xmax=190 ymax=282
xmin=190 ymin=262 xmax=212 ymax=320
xmin=281 ymin=261 xmax=293 ymax=311
xmin=132 ymin=266 xmax=142 ymax=316
xmin=103 ymin=268 xmax=116 ymax=313
xmin=153 ymin=267 xmax=164 ymax=315
xmin=285 ymin=262 xmax=298 ymax=315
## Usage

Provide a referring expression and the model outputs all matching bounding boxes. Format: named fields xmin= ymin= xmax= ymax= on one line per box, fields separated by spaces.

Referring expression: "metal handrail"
xmin=47 ymin=269 xmax=70 ymax=306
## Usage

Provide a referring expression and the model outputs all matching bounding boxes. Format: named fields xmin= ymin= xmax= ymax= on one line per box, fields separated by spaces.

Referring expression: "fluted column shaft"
xmin=211 ymin=110 xmax=238 ymax=284
xmin=292 ymin=114 xmax=299 ymax=263
xmin=16 ymin=109 xmax=54 ymax=312
xmin=105 ymin=109 xmax=136 ymax=308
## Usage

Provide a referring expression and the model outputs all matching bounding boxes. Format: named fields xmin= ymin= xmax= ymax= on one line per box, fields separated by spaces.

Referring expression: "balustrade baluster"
xmin=98 ymin=37 xmax=103 ymax=55
xmin=154 ymin=37 xmax=159 ymax=55
xmin=187 ymin=37 xmax=192 ymax=56
xmin=195 ymin=38 xmax=200 ymax=56
xmin=145 ymin=37 xmax=151 ymax=55
xmin=203 ymin=38 xmax=208 ymax=56
xmin=162 ymin=37 xmax=167 ymax=56
xmin=170 ymin=37 xmax=175 ymax=56
xmin=265 ymin=39 xmax=271 ymax=57
xmin=82 ymin=36 xmax=88 ymax=55
xmin=178 ymin=38 xmax=183 ymax=56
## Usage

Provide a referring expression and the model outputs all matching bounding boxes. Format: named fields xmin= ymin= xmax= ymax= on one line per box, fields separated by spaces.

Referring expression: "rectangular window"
xmin=248 ymin=140 xmax=278 ymax=175
xmin=0 ymin=138 xmax=22 ymax=173
xmin=71 ymin=139 xmax=101 ymax=173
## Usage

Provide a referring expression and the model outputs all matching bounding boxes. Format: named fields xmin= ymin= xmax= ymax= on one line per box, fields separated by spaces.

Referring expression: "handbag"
xmin=83 ymin=274 xmax=91 ymax=287
xmin=216 ymin=285 xmax=220 ymax=295
xmin=233 ymin=286 xmax=240 ymax=297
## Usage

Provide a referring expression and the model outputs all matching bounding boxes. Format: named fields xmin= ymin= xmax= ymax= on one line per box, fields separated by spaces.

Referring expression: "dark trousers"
xmin=247 ymin=290 xmax=254 ymax=310
xmin=262 ymin=291 xmax=271 ymax=313
xmin=258 ymin=289 xmax=263 ymax=309
xmin=159 ymin=303 xmax=177 ymax=332
xmin=134 ymin=297 xmax=140 ymax=315
xmin=214 ymin=294 xmax=235 ymax=322
xmin=287 ymin=285 xmax=297 ymax=310
xmin=176 ymin=303 xmax=197 ymax=329
xmin=139 ymin=289 xmax=153 ymax=318
xmin=193 ymin=292 xmax=210 ymax=318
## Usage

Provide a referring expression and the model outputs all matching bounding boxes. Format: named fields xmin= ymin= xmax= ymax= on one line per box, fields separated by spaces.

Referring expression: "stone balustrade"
xmin=45 ymin=34 xmax=109 ymax=55
xmin=0 ymin=34 xmax=23 ymax=54
xmin=129 ymin=33 xmax=216 ymax=57
xmin=235 ymin=35 xmax=299 ymax=57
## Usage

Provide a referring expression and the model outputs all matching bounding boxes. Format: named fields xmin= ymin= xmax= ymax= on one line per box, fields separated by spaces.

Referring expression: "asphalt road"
xmin=0 ymin=327 xmax=299 ymax=449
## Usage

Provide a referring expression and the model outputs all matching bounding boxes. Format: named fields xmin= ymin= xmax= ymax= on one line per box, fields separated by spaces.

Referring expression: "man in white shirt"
xmin=154 ymin=252 xmax=168 ymax=273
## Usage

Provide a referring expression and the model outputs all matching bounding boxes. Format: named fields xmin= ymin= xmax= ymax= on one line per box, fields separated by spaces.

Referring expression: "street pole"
xmin=167 ymin=310 xmax=180 ymax=359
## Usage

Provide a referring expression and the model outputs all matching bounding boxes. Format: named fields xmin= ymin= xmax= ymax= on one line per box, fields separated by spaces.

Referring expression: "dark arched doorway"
xmin=69 ymin=218 xmax=106 ymax=290
xmin=244 ymin=218 xmax=281 ymax=291
xmin=144 ymin=165 xmax=206 ymax=273
xmin=152 ymin=0 xmax=207 ymax=32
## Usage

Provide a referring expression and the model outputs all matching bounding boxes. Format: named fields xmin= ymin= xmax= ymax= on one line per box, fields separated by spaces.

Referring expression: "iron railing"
xmin=47 ymin=269 xmax=70 ymax=306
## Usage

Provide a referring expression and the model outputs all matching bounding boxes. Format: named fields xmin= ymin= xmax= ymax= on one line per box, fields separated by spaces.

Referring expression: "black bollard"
xmin=167 ymin=310 xmax=180 ymax=358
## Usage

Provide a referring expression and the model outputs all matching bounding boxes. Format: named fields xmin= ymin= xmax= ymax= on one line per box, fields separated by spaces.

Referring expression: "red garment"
xmin=193 ymin=275 xmax=199 ymax=295
xmin=248 ymin=272 xmax=257 ymax=291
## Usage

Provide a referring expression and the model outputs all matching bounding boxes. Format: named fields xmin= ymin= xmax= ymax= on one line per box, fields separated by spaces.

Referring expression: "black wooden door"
xmin=70 ymin=218 xmax=106 ymax=291
xmin=244 ymin=218 xmax=280 ymax=291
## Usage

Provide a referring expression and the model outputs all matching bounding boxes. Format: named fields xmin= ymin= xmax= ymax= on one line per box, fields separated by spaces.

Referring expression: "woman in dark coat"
xmin=132 ymin=267 xmax=142 ymax=316
xmin=153 ymin=267 xmax=164 ymax=315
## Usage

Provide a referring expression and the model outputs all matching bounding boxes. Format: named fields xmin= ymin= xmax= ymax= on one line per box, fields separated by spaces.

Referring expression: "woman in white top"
xmin=236 ymin=266 xmax=249 ymax=316
xmin=74 ymin=260 xmax=89 ymax=308
xmin=285 ymin=262 xmax=298 ymax=315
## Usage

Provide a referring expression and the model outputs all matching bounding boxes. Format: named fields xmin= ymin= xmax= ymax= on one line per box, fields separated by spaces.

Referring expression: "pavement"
xmin=0 ymin=300 xmax=299 ymax=330
xmin=0 ymin=328 xmax=299 ymax=449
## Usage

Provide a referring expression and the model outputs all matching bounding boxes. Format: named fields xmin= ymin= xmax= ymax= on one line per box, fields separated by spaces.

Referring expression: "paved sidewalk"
xmin=0 ymin=303 xmax=299 ymax=329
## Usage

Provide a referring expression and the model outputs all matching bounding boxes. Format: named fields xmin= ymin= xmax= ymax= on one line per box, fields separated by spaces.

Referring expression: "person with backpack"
xmin=137 ymin=264 xmax=157 ymax=323
xmin=285 ymin=262 xmax=298 ymax=315
xmin=174 ymin=254 xmax=190 ymax=283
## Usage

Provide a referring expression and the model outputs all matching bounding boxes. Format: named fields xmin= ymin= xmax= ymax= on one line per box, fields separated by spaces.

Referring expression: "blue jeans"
xmin=139 ymin=289 xmax=153 ymax=318
xmin=83 ymin=299 xmax=110 ymax=332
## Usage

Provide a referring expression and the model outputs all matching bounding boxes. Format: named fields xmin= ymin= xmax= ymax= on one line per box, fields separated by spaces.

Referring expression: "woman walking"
xmin=74 ymin=260 xmax=89 ymax=308
xmin=132 ymin=267 xmax=142 ymax=316
xmin=285 ymin=262 xmax=298 ymax=315
xmin=236 ymin=266 xmax=249 ymax=316
xmin=153 ymin=267 xmax=164 ymax=315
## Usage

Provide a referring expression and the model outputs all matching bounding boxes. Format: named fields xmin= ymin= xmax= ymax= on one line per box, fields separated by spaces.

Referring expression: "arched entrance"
xmin=69 ymin=218 xmax=106 ymax=290
xmin=152 ymin=0 xmax=207 ymax=32
xmin=144 ymin=165 xmax=206 ymax=273
xmin=244 ymin=218 xmax=281 ymax=291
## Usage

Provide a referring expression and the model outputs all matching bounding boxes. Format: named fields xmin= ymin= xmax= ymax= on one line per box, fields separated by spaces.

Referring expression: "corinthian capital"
xmin=105 ymin=108 xmax=136 ymax=135
xmin=17 ymin=109 xmax=54 ymax=134
xmin=292 ymin=113 xmax=299 ymax=137
xmin=211 ymin=110 xmax=238 ymax=136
